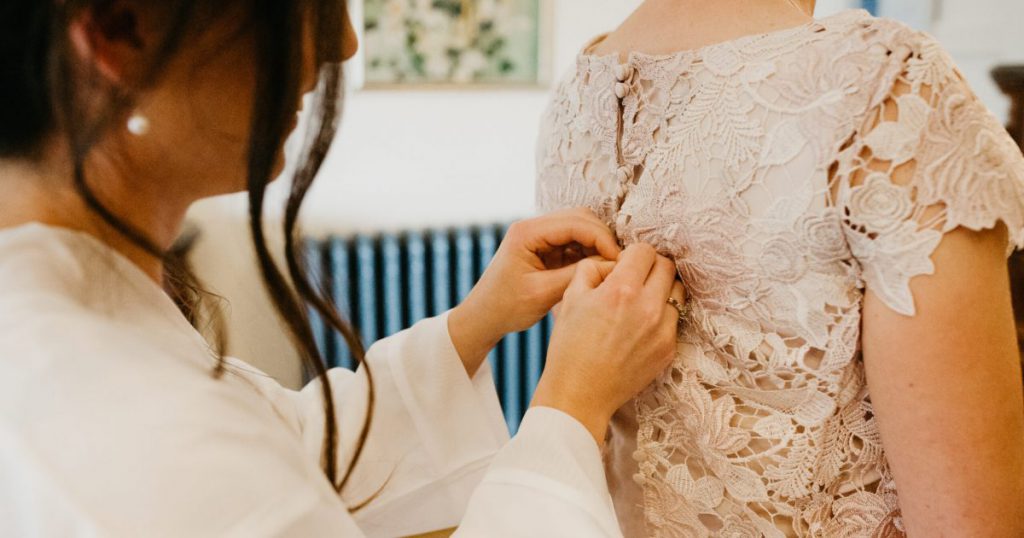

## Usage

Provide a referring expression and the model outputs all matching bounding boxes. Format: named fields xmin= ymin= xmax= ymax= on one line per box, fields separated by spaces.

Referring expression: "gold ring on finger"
xmin=667 ymin=296 xmax=690 ymax=322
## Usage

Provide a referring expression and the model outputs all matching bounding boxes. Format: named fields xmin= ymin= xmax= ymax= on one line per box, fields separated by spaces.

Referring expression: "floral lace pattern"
xmin=535 ymin=10 xmax=1024 ymax=537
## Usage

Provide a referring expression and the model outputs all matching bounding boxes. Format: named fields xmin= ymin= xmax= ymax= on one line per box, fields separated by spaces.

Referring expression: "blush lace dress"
xmin=535 ymin=9 xmax=1024 ymax=537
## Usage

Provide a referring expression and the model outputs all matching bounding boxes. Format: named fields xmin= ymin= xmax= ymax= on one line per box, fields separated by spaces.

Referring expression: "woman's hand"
xmin=532 ymin=243 xmax=686 ymax=446
xmin=449 ymin=209 xmax=621 ymax=375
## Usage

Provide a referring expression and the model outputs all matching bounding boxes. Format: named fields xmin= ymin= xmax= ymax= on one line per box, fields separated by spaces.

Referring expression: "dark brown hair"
xmin=0 ymin=0 xmax=373 ymax=497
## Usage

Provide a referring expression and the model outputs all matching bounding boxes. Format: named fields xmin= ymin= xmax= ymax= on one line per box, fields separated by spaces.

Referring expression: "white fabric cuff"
xmin=484 ymin=407 xmax=620 ymax=534
xmin=383 ymin=310 xmax=510 ymax=476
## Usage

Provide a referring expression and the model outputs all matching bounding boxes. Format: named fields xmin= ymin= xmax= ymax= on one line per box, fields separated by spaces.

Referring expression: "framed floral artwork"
xmin=358 ymin=0 xmax=547 ymax=88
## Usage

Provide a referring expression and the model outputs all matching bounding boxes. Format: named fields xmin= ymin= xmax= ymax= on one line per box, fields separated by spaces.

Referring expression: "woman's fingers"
xmin=670 ymin=280 xmax=686 ymax=303
xmin=518 ymin=213 xmax=621 ymax=262
xmin=666 ymin=281 xmax=688 ymax=322
xmin=539 ymin=256 xmax=610 ymax=302
xmin=605 ymin=243 xmax=657 ymax=288
xmin=659 ymin=303 xmax=681 ymax=360
xmin=566 ymin=257 xmax=616 ymax=295
xmin=643 ymin=256 xmax=677 ymax=304
xmin=566 ymin=210 xmax=611 ymax=261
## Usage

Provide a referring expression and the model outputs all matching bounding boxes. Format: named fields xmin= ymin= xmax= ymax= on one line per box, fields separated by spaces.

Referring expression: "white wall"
xmin=295 ymin=0 xmax=645 ymax=237
xmin=188 ymin=0 xmax=1023 ymax=387
xmin=920 ymin=0 xmax=1024 ymax=121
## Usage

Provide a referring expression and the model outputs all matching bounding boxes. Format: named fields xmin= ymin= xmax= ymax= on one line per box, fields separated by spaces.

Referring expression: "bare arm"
xmin=862 ymin=222 xmax=1024 ymax=536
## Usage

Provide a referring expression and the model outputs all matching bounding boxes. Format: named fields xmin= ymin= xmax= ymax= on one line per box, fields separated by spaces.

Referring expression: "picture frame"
xmin=347 ymin=0 xmax=552 ymax=90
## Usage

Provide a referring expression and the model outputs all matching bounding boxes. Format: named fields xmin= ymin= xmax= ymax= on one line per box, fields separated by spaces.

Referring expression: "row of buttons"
xmin=613 ymin=64 xmax=634 ymax=99
xmin=613 ymin=62 xmax=637 ymax=214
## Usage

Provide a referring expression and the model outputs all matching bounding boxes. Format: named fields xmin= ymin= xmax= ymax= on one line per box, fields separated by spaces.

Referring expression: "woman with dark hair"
xmin=0 ymin=1 xmax=683 ymax=536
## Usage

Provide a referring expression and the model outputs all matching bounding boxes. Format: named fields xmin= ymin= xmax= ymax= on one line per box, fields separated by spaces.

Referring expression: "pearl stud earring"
xmin=127 ymin=113 xmax=150 ymax=136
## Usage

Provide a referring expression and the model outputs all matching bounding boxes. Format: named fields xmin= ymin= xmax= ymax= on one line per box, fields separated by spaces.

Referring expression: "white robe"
xmin=0 ymin=223 xmax=622 ymax=537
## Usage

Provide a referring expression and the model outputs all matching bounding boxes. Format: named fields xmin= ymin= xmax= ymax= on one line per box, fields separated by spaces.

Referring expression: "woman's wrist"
xmin=448 ymin=298 xmax=505 ymax=376
xmin=530 ymin=381 xmax=612 ymax=448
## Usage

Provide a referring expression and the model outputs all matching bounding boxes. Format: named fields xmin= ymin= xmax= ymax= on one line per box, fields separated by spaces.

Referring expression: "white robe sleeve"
xmin=247 ymin=311 xmax=623 ymax=537
xmin=268 ymin=311 xmax=511 ymax=537
xmin=456 ymin=407 xmax=624 ymax=537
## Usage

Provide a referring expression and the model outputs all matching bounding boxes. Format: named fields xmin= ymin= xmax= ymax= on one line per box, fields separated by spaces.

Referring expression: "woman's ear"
xmin=67 ymin=0 xmax=149 ymax=88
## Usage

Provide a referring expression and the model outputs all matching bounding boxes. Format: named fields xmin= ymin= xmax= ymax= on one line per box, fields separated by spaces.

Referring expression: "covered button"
xmin=614 ymin=64 xmax=633 ymax=82
xmin=615 ymin=166 xmax=634 ymax=184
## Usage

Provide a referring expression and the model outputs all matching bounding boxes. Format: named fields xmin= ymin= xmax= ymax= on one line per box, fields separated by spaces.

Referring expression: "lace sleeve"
xmin=834 ymin=32 xmax=1024 ymax=316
